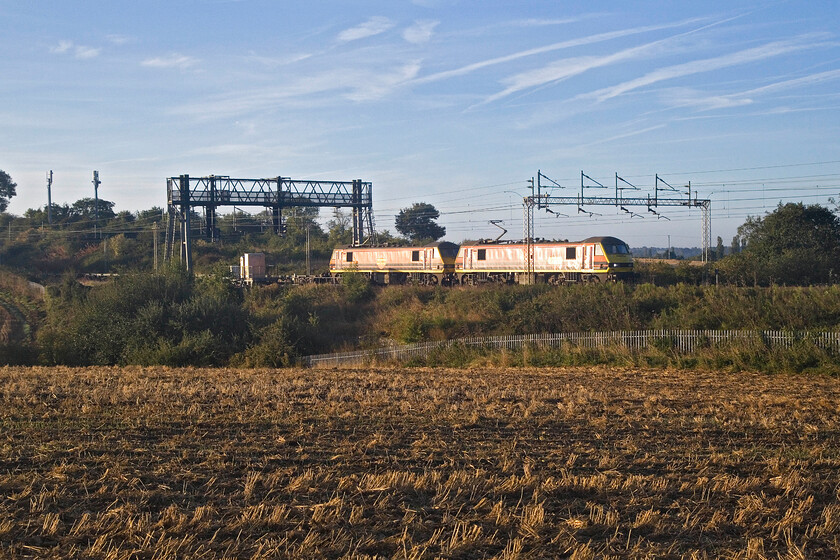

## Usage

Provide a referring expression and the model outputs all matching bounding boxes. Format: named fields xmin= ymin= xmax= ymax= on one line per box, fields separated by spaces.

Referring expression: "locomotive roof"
xmin=582 ymin=236 xmax=629 ymax=245
xmin=462 ymin=236 xmax=629 ymax=246
xmin=337 ymin=241 xmax=459 ymax=250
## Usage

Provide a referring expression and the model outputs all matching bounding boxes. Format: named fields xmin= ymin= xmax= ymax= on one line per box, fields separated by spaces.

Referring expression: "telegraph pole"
xmin=93 ymin=170 xmax=101 ymax=237
xmin=47 ymin=171 xmax=53 ymax=225
xmin=153 ymin=222 xmax=159 ymax=271
xmin=305 ymin=224 xmax=311 ymax=276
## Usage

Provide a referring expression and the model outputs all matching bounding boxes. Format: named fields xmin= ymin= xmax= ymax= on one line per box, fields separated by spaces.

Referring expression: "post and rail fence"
xmin=301 ymin=329 xmax=840 ymax=367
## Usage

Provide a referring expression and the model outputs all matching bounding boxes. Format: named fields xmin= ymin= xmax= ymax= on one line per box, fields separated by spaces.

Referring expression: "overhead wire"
xmin=8 ymin=159 xmax=840 ymax=243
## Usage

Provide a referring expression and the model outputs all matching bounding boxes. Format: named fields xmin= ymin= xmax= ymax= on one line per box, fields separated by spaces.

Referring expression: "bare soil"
xmin=1 ymin=366 xmax=838 ymax=559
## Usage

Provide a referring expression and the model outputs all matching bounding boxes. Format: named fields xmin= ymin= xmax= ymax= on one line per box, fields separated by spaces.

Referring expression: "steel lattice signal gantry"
xmin=166 ymin=175 xmax=374 ymax=270
xmin=521 ymin=171 xmax=712 ymax=284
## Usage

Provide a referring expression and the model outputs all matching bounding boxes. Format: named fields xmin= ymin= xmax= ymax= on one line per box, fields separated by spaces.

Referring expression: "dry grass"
xmin=1 ymin=366 xmax=839 ymax=559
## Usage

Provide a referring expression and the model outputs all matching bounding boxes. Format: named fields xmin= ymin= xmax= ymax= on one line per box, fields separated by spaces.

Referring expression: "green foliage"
xmin=235 ymin=319 xmax=295 ymax=367
xmin=397 ymin=336 xmax=839 ymax=375
xmin=238 ymin=282 xmax=375 ymax=362
xmin=341 ymin=266 xmax=373 ymax=304
xmin=394 ymin=202 xmax=446 ymax=243
xmin=725 ymin=202 xmax=840 ymax=285
xmin=0 ymin=169 xmax=16 ymax=213
xmin=38 ymin=269 xmax=251 ymax=366
xmin=0 ymin=343 xmax=38 ymax=365
xmin=327 ymin=209 xmax=353 ymax=246
xmin=11 ymin=261 xmax=840 ymax=369
xmin=633 ymin=261 xmax=710 ymax=286
xmin=71 ymin=198 xmax=116 ymax=222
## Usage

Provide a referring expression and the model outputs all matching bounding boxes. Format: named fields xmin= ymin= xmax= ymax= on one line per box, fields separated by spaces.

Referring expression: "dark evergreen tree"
xmin=395 ymin=202 xmax=446 ymax=243
xmin=0 ymin=170 xmax=17 ymax=213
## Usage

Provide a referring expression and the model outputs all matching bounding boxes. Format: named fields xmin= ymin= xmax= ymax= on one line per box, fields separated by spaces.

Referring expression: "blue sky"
xmin=2 ymin=1 xmax=840 ymax=248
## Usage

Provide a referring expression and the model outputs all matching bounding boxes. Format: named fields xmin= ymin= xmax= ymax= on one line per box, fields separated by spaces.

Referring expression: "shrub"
xmin=38 ymin=269 xmax=251 ymax=366
xmin=341 ymin=267 xmax=373 ymax=304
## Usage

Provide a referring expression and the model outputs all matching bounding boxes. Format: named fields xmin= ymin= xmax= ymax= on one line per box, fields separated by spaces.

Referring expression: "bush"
xmin=38 ymin=269 xmax=251 ymax=366
xmin=0 ymin=343 xmax=39 ymax=365
xmin=341 ymin=267 xmax=373 ymax=303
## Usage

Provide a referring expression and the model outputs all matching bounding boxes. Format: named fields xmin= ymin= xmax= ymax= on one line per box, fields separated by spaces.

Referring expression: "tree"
xmin=727 ymin=202 xmax=840 ymax=285
xmin=395 ymin=202 xmax=446 ymax=243
xmin=136 ymin=207 xmax=167 ymax=224
xmin=0 ymin=170 xmax=17 ymax=213
xmin=24 ymin=203 xmax=74 ymax=225
xmin=730 ymin=235 xmax=741 ymax=255
xmin=716 ymin=236 xmax=725 ymax=261
xmin=70 ymin=197 xmax=116 ymax=223
xmin=327 ymin=209 xmax=353 ymax=246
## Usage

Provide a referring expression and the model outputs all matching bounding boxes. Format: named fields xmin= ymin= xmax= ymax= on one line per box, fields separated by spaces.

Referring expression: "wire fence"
xmin=301 ymin=329 xmax=840 ymax=368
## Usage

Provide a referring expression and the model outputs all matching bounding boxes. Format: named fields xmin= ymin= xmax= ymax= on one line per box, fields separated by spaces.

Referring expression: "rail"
xmin=301 ymin=329 xmax=840 ymax=367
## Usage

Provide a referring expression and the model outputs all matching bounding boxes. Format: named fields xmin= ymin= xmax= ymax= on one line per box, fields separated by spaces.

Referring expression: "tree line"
xmin=2 ymin=168 xmax=840 ymax=286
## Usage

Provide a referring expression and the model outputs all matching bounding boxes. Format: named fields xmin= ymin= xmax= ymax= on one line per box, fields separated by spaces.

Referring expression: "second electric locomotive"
xmin=329 ymin=237 xmax=632 ymax=285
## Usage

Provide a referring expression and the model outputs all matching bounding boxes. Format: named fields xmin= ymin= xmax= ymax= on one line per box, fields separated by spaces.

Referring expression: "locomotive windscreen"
xmin=603 ymin=243 xmax=630 ymax=254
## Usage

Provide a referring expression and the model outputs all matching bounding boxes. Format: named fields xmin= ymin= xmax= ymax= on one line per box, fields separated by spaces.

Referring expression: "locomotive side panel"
xmin=458 ymin=244 xmax=525 ymax=272
xmin=532 ymin=243 xmax=584 ymax=273
xmin=330 ymin=243 xmax=458 ymax=284
xmin=455 ymin=238 xmax=633 ymax=283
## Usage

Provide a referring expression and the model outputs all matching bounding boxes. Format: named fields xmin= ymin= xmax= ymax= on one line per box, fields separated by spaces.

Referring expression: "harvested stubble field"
xmin=1 ymin=367 xmax=839 ymax=559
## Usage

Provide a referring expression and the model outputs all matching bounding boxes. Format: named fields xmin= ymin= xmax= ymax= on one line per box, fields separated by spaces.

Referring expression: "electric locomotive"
xmin=456 ymin=236 xmax=633 ymax=284
xmin=329 ymin=242 xmax=459 ymax=285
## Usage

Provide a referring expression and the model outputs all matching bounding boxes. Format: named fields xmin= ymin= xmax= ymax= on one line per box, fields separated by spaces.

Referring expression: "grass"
xmin=1 ymin=366 xmax=839 ymax=558
xmin=390 ymin=338 xmax=840 ymax=375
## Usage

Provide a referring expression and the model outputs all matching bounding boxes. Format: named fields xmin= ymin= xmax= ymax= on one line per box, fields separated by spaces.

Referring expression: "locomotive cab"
xmin=585 ymin=236 xmax=634 ymax=280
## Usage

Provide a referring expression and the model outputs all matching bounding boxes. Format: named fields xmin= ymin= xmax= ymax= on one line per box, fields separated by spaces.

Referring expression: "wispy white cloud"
xmin=590 ymin=34 xmax=830 ymax=102
xmin=474 ymin=13 xmax=760 ymax=106
xmin=106 ymin=34 xmax=131 ymax=45
xmin=50 ymin=40 xmax=73 ymax=54
xmin=412 ymin=18 xmax=705 ymax=87
xmin=337 ymin=17 xmax=394 ymax=42
xmin=246 ymin=51 xmax=312 ymax=68
xmin=740 ymin=68 xmax=840 ymax=97
xmin=403 ymin=20 xmax=439 ymax=44
xmin=141 ymin=54 xmax=199 ymax=69
xmin=583 ymin=124 xmax=667 ymax=148
xmin=50 ymin=40 xmax=101 ymax=59
xmin=170 ymin=60 xmax=422 ymax=119
xmin=510 ymin=16 xmax=599 ymax=27
xmin=74 ymin=46 xmax=101 ymax=59
xmin=662 ymin=68 xmax=840 ymax=111
xmin=480 ymin=37 xmax=675 ymax=105
xmin=673 ymin=102 xmax=840 ymax=122
xmin=346 ymin=61 xmax=422 ymax=101
xmin=544 ymin=122 xmax=668 ymax=161
xmin=663 ymin=88 xmax=754 ymax=111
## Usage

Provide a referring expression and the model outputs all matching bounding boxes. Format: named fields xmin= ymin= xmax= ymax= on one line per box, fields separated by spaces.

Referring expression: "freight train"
xmin=328 ymin=237 xmax=633 ymax=285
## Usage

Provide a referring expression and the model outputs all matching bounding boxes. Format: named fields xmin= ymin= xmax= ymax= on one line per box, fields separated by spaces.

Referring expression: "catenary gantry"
xmin=166 ymin=174 xmax=373 ymax=271
xmin=520 ymin=171 xmax=711 ymax=283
